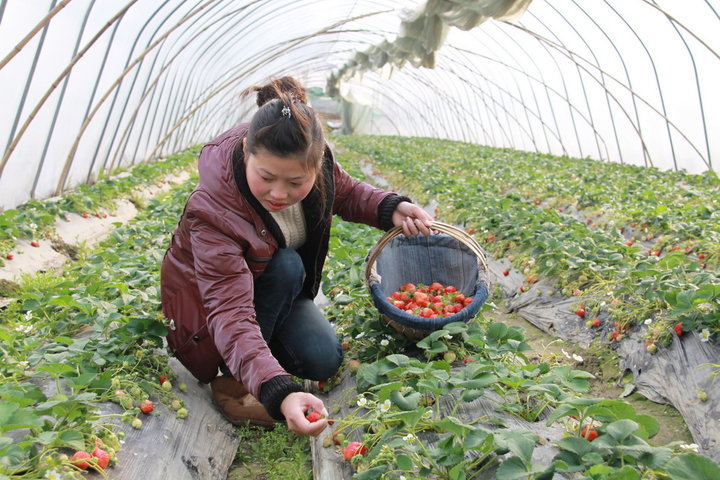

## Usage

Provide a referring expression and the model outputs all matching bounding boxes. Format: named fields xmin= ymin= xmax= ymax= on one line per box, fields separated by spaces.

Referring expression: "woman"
xmin=160 ymin=76 xmax=432 ymax=436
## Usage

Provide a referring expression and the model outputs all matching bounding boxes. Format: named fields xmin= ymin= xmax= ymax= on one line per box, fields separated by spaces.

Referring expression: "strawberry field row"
xmin=0 ymin=153 xmax=198 ymax=479
xmin=316 ymin=145 xmax=720 ymax=479
xmin=332 ymin=135 xmax=719 ymax=351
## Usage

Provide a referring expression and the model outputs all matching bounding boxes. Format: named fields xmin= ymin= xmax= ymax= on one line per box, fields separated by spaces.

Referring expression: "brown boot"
xmin=210 ymin=376 xmax=277 ymax=428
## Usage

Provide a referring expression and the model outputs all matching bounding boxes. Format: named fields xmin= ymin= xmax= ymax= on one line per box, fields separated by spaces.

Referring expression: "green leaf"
xmin=604 ymin=419 xmax=639 ymax=442
xmin=664 ymin=453 xmax=720 ymax=480
xmin=356 ymin=362 xmax=381 ymax=391
xmin=352 ymin=465 xmax=387 ymax=479
xmin=496 ymin=430 xmax=537 ymax=464
xmin=604 ymin=466 xmax=641 ymax=480
xmin=556 ymin=436 xmax=593 ymax=456
xmin=396 ymin=453 xmax=413 ymax=471
xmin=487 ymin=322 xmax=508 ymax=341
xmin=495 ymin=457 xmax=528 ymax=480
xmin=58 ymin=429 xmax=86 ymax=450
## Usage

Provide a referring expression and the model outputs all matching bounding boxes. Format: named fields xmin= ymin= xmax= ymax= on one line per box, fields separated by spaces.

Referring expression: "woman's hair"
xmin=240 ymin=76 xmax=327 ymax=210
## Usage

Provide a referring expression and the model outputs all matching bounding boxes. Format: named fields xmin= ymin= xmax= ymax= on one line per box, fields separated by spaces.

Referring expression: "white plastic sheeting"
xmin=1 ymin=0 xmax=718 ymax=210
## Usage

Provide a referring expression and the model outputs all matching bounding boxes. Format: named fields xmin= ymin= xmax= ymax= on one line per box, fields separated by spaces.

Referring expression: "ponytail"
xmin=243 ymin=77 xmax=327 ymax=208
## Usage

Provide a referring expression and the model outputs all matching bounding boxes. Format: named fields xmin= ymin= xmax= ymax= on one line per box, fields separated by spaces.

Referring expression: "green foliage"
xmin=322 ymin=142 xmax=720 ymax=480
xmin=332 ymin=134 xmax=719 ymax=345
xmin=0 ymin=161 xmax=197 ymax=479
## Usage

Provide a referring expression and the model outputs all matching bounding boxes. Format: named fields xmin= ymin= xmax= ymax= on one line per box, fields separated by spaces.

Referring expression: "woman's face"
xmin=244 ymin=142 xmax=316 ymax=212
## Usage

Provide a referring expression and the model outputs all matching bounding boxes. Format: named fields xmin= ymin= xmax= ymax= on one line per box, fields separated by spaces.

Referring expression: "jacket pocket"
xmin=246 ymin=255 xmax=272 ymax=275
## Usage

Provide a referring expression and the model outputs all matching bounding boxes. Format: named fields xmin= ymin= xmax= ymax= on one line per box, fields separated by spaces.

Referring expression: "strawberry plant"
xmin=0 ymin=166 xmax=197 ymax=478
xmin=319 ymin=146 xmax=720 ymax=479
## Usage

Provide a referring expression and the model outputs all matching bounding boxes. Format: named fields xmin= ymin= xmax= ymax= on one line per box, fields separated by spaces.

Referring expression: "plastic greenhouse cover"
xmin=1 ymin=0 xmax=719 ymax=210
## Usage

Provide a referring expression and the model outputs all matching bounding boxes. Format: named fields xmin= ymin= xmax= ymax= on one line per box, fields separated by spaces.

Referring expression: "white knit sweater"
xmin=269 ymin=202 xmax=307 ymax=249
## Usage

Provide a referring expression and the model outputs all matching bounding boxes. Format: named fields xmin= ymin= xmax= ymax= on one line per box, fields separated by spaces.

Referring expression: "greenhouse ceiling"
xmin=0 ymin=0 xmax=718 ymax=210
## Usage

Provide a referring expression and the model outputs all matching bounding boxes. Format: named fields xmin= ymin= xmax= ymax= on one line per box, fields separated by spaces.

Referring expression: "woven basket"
xmin=365 ymin=221 xmax=490 ymax=339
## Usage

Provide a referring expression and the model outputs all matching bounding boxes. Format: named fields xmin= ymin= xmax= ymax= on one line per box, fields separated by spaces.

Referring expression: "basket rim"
xmin=364 ymin=221 xmax=488 ymax=287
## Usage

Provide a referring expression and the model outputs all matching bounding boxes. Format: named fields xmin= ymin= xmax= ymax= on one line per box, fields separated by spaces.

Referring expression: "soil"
xmin=488 ymin=309 xmax=694 ymax=446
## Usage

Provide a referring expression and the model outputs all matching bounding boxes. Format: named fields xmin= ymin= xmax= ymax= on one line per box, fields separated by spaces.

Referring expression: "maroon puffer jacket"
xmin=160 ymin=123 xmax=401 ymax=399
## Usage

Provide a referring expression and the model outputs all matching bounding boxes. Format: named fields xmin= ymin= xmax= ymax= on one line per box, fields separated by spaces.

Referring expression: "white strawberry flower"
xmin=380 ymin=338 xmax=389 ymax=347
xmin=357 ymin=396 xmax=368 ymax=407
xmin=403 ymin=433 xmax=415 ymax=443
xmin=699 ymin=329 xmax=710 ymax=342
xmin=379 ymin=399 xmax=391 ymax=412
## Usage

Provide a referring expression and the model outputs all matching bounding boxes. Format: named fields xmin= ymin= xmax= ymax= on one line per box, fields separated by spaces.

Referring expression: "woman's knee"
xmin=301 ymin=338 xmax=343 ymax=381
xmin=266 ymin=248 xmax=305 ymax=285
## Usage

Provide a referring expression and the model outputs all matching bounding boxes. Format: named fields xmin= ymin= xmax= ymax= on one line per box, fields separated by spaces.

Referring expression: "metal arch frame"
xmin=78 ymin=0 xmax=164 ymax=184
xmin=33 ymin=0 xmax=98 ymax=198
xmin=533 ymin=3 xmax=608 ymax=164
xmin=443 ymin=44 xmax=571 ymax=153
xmin=650 ymin=0 xmax=712 ymax=171
xmin=81 ymin=6 xmax=133 ymax=183
xmin=0 ymin=0 xmax=141 ymax=181
xmin=435 ymin=48 xmax=576 ymax=153
xmin=90 ymin=0 xmax=202 ymax=179
xmin=489 ymin=25 xmax=569 ymax=156
xmin=112 ymin=1 xmax=393 ymax=168
xmin=145 ymin=15 xmax=397 ymax=160
xmin=56 ymin=0 xmax=218 ymax=195
xmin=2 ymin=0 xmax=59 ymax=176
xmin=600 ymin=0 xmax=676 ymax=170
xmin=105 ymin=0 xmax=232 ymax=172
xmin=140 ymin=16 xmax=393 ymax=159
xmin=503 ymin=21 xmax=710 ymax=171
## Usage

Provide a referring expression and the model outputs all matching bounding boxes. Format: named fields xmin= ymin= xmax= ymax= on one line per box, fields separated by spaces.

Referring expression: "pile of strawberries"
xmin=385 ymin=282 xmax=473 ymax=318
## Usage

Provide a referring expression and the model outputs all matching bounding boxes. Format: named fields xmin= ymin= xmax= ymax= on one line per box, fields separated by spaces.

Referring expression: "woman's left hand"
xmin=392 ymin=201 xmax=434 ymax=236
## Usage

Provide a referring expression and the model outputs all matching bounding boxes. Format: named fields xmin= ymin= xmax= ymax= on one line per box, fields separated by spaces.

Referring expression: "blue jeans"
xmin=222 ymin=248 xmax=342 ymax=381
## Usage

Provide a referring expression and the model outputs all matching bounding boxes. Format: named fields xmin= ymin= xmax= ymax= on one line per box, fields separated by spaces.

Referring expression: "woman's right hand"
xmin=281 ymin=391 xmax=329 ymax=436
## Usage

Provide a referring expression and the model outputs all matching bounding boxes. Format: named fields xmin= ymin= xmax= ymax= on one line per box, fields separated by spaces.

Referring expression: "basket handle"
xmin=364 ymin=221 xmax=488 ymax=283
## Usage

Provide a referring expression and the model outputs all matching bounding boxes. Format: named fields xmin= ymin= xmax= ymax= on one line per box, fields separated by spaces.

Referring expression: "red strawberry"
xmin=343 ymin=442 xmax=367 ymax=460
xmin=305 ymin=410 xmax=322 ymax=422
xmin=30 ymin=240 xmax=40 ymax=248
xmin=503 ymin=269 xmax=509 ymax=276
xmin=400 ymin=283 xmax=416 ymax=293
xmin=582 ymin=425 xmax=598 ymax=441
xmin=486 ymin=235 xmax=496 ymax=242
xmin=82 ymin=212 xmax=90 ymax=218
xmin=625 ymin=240 xmax=634 ymax=247
xmin=465 ymin=227 xmax=475 ymax=234
xmin=139 ymin=400 xmax=154 ymax=413
xmin=698 ymin=253 xmax=706 ymax=259
xmin=318 ymin=380 xmax=328 ymax=391
xmin=71 ymin=451 xmax=92 ymax=469
xmin=576 ymin=306 xmax=585 ymax=318
xmin=592 ymin=319 xmax=601 ymax=327
xmin=92 ymin=447 xmax=110 ymax=469
xmin=674 ymin=322 xmax=684 ymax=336
xmin=5 ymin=253 xmax=13 ymax=260
xmin=159 ymin=375 xmax=168 ymax=385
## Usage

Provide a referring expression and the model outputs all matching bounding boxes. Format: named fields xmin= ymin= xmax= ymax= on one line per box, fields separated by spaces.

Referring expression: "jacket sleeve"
xmin=185 ymin=212 xmax=288 ymax=400
xmin=331 ymin=161 xmax=411 ymax=230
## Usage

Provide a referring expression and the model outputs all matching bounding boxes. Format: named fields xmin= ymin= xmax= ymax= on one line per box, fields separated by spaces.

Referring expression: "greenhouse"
xmin=1 ymin=0 xmax=719 ymax=479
